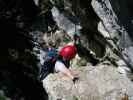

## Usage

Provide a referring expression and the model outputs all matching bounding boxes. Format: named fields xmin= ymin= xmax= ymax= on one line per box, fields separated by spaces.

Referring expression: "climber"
xmin=39 ymin=42 xmax=79 ymax=83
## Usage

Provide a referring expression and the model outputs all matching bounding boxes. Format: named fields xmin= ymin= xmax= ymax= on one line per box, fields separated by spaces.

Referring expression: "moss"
xmin=73 ymin=96 xmax=79 ymax=100
xmin=71 ymin=57 xmax=87 ymax=68
xmin=63 ymin=37 xmax=71 ymax=43
xmin=0 ymin=96 xmax=6 ymax=100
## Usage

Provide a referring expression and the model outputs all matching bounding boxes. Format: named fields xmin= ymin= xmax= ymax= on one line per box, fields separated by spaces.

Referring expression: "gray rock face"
xmin=92 ymin=0 xmax=133 ymax=70
xmin=43 ymin=64 xmax=133 ymax=100
xmin=50 ymin=0 xmax=106 ymax=58
xmin=51 ymin=7 xmax=81 ymax=38
xmin=38 ymin=0 xmax=133 ymax=69
xmin=33 ymin=0 xmax=39 ymax=6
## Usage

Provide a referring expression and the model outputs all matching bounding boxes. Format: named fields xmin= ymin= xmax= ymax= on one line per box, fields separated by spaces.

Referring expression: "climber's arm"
xmin=55 ymin=61 xmax=74 ymax=79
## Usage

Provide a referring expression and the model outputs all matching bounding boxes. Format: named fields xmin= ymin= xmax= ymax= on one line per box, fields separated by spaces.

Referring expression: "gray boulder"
xmin=43 ymin=64 xmax=133 ymax=100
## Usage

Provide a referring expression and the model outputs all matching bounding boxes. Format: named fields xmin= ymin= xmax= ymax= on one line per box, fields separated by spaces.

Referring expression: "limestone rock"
xmin=43 ymin=64 xmax=133 ymax=100
xmin=92 ymin=0 xmax=133 ymax=70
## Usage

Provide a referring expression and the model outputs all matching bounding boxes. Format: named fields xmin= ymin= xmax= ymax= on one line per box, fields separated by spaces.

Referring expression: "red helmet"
xmin=59 ymin=44 xmax=76 ymax=60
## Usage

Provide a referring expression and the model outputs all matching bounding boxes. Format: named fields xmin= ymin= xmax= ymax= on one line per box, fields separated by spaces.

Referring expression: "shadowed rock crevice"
xmin=0 ymin=0 xmax=48 ymax=100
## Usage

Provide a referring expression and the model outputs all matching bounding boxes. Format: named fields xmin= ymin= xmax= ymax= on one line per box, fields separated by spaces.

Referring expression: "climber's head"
xmin=59 ymin=43 xmax=76 ymax=60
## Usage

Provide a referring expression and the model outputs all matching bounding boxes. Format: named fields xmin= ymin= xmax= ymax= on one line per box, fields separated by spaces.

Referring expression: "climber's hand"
xmin=72 ymin=76 xmax=79 ymax=84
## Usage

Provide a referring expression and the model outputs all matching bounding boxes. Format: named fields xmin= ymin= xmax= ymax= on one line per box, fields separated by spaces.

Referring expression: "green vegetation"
xmin=0 ymin=95 xmax=6 ymax=100
xmin=63 ymin=37 xmax=71 ymax=43
xmin=73 ymin=96 xmax=79 ymax=100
